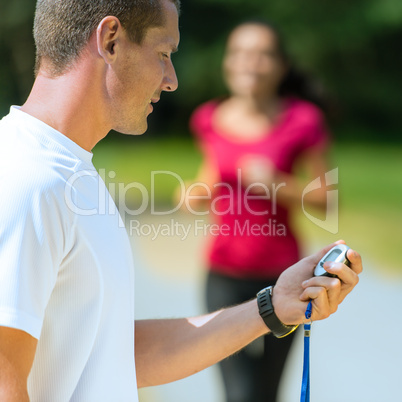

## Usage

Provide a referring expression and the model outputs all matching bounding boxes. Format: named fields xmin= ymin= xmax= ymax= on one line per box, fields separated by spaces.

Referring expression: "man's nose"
xmin=163 ymin=61 xmax=178 ymax=92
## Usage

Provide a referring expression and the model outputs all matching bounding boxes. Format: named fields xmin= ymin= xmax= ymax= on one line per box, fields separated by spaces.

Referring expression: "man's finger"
xmin=324 ymin=261 xmax=360 ymax=286
xmin=346 ymin=248 xmax=363 ymax=274
xmin=300 ymin=286 xmax=333 ymax=321
xmin=300 ymin=277 xmax=342 ymax=312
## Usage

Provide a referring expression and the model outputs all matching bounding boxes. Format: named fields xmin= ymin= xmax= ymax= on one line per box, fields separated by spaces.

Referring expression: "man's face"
xmin=108 ymin=0 xmax=179 ymax=135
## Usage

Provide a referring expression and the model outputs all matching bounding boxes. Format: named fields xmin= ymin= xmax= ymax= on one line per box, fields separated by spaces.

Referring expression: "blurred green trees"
xmin=1 ymin=0 xmax=401 ymax=141
xmin=0 ymin=0 xmax=36 ymax=113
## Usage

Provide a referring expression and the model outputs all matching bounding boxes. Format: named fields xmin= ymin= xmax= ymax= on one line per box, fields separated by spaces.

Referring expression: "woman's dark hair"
xmin=233 ymin=19 xmax=332 ymax=114
xmin=278 ymin=67 xmax=330 ymax=114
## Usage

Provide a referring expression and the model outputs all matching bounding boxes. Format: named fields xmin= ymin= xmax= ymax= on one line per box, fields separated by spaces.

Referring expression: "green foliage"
xmin=1 ymin=0 xmax=401 ymax=140
xmin=0 ymin=0 xmax=36 ymax=115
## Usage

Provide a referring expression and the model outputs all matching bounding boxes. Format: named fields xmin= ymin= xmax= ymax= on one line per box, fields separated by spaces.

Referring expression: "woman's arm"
xmin=275 ymin=148 xmax=331 ymax=209
xmin=240 ymin=148 xmax=331 ymax=210
xmin=175 ymin=157 xmax=221 ymax=213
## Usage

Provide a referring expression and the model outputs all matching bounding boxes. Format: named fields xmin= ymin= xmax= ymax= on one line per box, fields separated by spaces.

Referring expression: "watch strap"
xmin=256 ymin=286 xmax=299 ymax=338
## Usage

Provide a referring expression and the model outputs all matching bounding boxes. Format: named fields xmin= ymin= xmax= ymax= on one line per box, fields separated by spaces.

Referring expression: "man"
xmin=0 ymin=0 xmax=361 ymax=401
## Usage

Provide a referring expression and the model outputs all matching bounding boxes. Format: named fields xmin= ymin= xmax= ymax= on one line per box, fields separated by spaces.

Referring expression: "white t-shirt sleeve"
xmin=0 ymin=169 xmax=70 ymax=339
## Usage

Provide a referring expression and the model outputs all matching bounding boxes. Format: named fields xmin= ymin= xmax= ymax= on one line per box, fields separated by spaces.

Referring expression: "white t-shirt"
xmin=0 ymin=107 xmax=138 ymax=401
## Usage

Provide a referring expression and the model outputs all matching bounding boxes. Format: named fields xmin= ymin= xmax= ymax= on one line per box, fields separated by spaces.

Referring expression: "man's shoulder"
xmin=0 ymin=113 xmax=84 ymax=182
xmin=0 ymin=127 xmax=81 ymax=213
xmin=0 ymin=144 xmax=69 ymax=191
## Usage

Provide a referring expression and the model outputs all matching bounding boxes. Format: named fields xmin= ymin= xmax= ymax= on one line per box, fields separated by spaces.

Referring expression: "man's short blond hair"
xmin=34 ymin=0 xmax=181 ymax=76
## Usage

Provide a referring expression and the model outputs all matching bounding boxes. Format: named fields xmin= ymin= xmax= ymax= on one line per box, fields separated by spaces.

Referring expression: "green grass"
xmin=93 ymin=137 xmax=402 ymax=275
xmin=92 ymin=136 xmax=202 ymax=203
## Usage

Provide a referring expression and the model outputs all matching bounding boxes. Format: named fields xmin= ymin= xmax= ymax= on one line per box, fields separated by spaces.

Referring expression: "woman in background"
xmin=187 ymin=20 xmax=332 ymax=402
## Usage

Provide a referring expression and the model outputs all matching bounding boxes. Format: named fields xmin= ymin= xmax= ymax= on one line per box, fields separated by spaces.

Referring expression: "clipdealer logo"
xmin=301 ymin=168 xmax=339 ymax=234
xmin=128 ymin=218 xmax=286 ymax=241
xmin=64 ymin=167 xmax=340 ymax=235
xmin=64 ymin=168 xmax=285 ymax=219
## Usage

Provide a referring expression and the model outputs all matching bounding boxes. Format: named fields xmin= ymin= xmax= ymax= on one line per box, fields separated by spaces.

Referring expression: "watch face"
xmin=324 ymin=248 xmax=342 ymax=262
xmin=314 ymin=244 xmax=350 ymax=276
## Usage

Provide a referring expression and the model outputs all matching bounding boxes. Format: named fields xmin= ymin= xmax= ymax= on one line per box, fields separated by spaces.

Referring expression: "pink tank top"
xmin=190 ymin=98 xmax=329 ymax=279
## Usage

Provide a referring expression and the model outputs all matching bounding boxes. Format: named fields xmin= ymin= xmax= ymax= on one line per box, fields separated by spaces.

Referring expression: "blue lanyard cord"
xmin=300 ymin=301 xmax=312 ymax=402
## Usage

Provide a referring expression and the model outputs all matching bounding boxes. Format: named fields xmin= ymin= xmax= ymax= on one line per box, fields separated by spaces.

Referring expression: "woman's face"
xmin=223 ymin=24 xmax=287 ymax=99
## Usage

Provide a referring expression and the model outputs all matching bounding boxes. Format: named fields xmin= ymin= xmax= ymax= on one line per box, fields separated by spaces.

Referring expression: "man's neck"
xmin=20 ymin=63 xmax=110 ymax=152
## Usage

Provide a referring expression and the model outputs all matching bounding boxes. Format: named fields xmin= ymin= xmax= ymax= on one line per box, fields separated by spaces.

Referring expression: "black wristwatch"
xmin=256 ymin=286 xmax=299 ymax=338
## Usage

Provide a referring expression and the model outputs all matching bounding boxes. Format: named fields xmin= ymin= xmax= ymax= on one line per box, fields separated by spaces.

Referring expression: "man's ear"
xmin=96 ymin=16 xmax=122 ymax=64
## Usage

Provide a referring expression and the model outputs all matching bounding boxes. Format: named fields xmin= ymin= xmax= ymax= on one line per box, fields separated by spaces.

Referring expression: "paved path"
xmin=129 ymin=212 xmax=402 ymax=402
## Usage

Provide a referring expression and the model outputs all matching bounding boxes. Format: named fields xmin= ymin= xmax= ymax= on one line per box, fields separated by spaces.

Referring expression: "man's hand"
xmin=272 ymin=241 xmax=362 ymax=325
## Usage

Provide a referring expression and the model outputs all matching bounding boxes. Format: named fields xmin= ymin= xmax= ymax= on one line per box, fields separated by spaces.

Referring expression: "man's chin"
xmin=115 ymin=123 xmax=148 ymax=136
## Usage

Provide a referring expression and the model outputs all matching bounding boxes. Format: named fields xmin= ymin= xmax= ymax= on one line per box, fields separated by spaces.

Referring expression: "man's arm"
xmin=135 ymin=241 xmax=362 ymax=388
xmin=135 ymin=299 xmax=267 ymax=388
xmin=0 ymin=327 xmax=37 ymax=401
